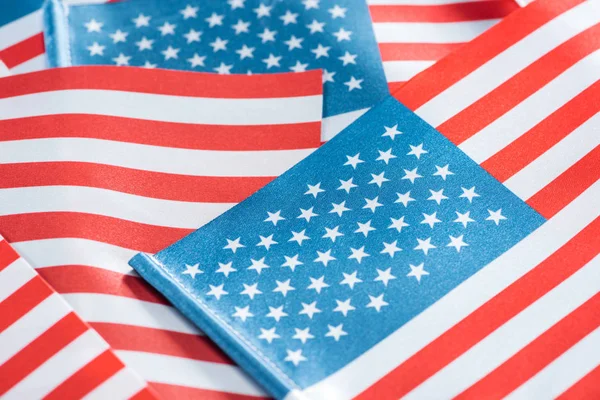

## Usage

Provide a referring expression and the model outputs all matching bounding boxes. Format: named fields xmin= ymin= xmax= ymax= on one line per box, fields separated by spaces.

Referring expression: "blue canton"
xmin=130 ymin=97 xmax=545 ymax=397
xmin=45 ymin=0 xmax=389 ymax=118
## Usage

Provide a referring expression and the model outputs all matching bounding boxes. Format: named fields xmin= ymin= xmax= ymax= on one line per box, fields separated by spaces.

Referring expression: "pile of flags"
xmin=0 ymin=0 xmax=598 ymax=399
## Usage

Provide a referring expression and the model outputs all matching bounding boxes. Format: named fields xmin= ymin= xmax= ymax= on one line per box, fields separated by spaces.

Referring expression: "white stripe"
xmin=13 ymin=238 xmax=138 ymax=275
xmin=0 ymin=138 xmax=314 ymax=177
xmin=460 ymin=50 xmax=600 ymax=164
xmin=0 ymin=258 xmax=36 ymax=302
xmin=383 ymin=60 xmax=435 ymax=82
xmin=0 ymin=293 xmax=70 ymax=365
xmin=83 ymin=368 xmax=148 ymax=400
xmin=504 ymin=113 xmax=600 ymax=200
xmin=9 ymin=53 xmax=46 ymax=74
xmin=506 ymin=327 xmax=600 ymax=400
xmin=0 ymin=90 xmax=322 ymax=125
xmin=61 ymin=293 xmax=203 ymax=335
xmin=301 ymin=181 xmax=599 ymax=399
xmin=0 ymin=59 xmax=9 ymax=76
xmin=0 ymin=10 xmax=42 ymax=50
xmin=415 ymin=0 xmax=600 ymax=127
xmin=404 ymin=254 xmax=600 ymax=399
xmin=368 ymin=0 xmax=487 ymax=5
xmin=116 ymin=350 xmax=267 ymax=396
xmin=0 ymin=186 xmax=234 ymax=229
xmin=373 ymin=20 xmax=498 ymax=44
xmin=3 ymin=330 xmax=110 ymax=400
xmin=321 ymin=108 xmax=369 ymax=142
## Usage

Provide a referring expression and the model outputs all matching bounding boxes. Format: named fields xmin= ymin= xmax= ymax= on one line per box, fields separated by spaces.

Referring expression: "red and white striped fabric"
xmin=0 ymin=235 xmax=155 ymax=399
xmin=0 ymin=66 xmax=323 ymax=399
xmin=369 ymin=0 xmax=519 ymax=92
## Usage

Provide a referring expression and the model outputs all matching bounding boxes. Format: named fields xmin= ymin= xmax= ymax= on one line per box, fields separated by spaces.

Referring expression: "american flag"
xmin=0 ymin=66 xmax=323 ymax=398
xmin=0 ymin=235 xmax=154 ymax=399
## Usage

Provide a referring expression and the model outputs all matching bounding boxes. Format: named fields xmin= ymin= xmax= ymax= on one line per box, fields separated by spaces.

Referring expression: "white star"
xmin=366 ymin=294 xmax=388 ymax=312
xmin=428 ymin=189 xmax=449 ymax=205
xmin=363 ymin=196 xmax=383 ymax=213
xmin=206 ymin=13 xmax=224 ymax=27
xmin=487 ymin=209 xmax=507 ymax=225
xmin=285 ymin=349 xmax=307 ymax=366
xmin=216 ymin=262 xmax=236 ymax=277
xmin=184 ymin=29 xmax=201 ymax=43
xmin=188 ymin=53 xmax=206 ymax=68
xmin=330 ymin=201 xmax=351 ymax=217
xmin=299 ymin=301 xmax=321 ymax=319
xmin=258 ymin=327 xmax=280 ymax=343
xmin=349 ymin=246 xmax=369 ymax=264
xmin=311 ymin=44 xmax=330 ymax=59
xmin=375 ymin=268 xmax=397 ymax=286
xmin=158 ymin=22 xmax=176 ymax=36
xmin=333 ymin=299 xmax=355 ymax=316
xmin=344 ymin=153 xmax=364 ymax=169
xmin=395 ymin=191 xmax=416 ymax=207
xmin=302 ymin=0 xmax=320 ymax=9
xmin=135 ymin=37 xmax=154 ymax=51
xmin=328 ymin=4 xmax=347 ymax=18
xmin=447 ymin=235 xmax=469 ymax=252
xmin=307 ymin=19 xmax=325 ymax=34
xmin=210 ymin=37 xmax=228 ymax=52
xmin=298 ymin=207 xmax=319 ymax=222
xmin=338 ymin=178 xmax=357 ymax=193
xmin=322 ymin=69 xmax=336 ymax=83
xmin=228 ymin=0 xmax=245 ymax=9
xmin=433 ymin=164 xmax=454 ymax=180
xmin=289 ymin=229 xmax=310 ymax=245
xmin=142 ymin=61 xmax=156 ymax=69
xmin=132 ymin=14 xmax=150 ymax=28
xmin=290 ymin=61 xmax=309 ymax=73
xmin=369 ymin=173 xmax=389 ymax=188
xmin=232 ymin=306 xmax=253 ymax=321
xmin=266 ymin=305 xmax=287 ymax=321
xmin=180 ymin=5 xmax=199 ymax=19
xmin=112 ymin=53 xmax=130 ymax=66
xmin=293 ymin=328 xmax=314 ymax=344
xmin=285 ymin=35 xmax=304 ymax=50
xmin=314 ymin=250 xmax=336 ymax=266
xmin=382 ymin=124 xmax=402 ymax=140
xmin=84 ymin=19 xmax=103 ymax=33
xmin=407 ymin=263 xmax=429 ymax=282
xmin=339 ymin=51 xmax=357 ymax=66
xmin=344 ymin=77 xmax=363 ymax=91
xmin=182 ymin=263 xmax=203 ymax=278
xmin=340 ymin=271 xmax=362 ymax=289
xmin=454 ymin=211 xmax=475 ymax=228
xmin=248 ymin=257 xmax=270 ymax=274
xmin=224 ymin=237 xmax=244 ymax=253
xmin=254 ymin=3 xmax=272 ymax=17
xmin=214 ymin=63 xmax=233 ymax=74
xmin=376 ymin=149 xmax=396 ymax=164
xmin=305 ymin=183 xmax=325 ymax=198
xmin=256 ymin=234 xmax=277 ymax=250
xmin=282 ymin=255 xmax=303 ymax=271
xmin=381 ymin=241 xmax=401 ymax=258
xmin=87 ymin=42 xmax=105 ymax=56
xmin=264 ymin=210 xmax=285 ymax=226
xmin=273 ymin=279 xmax=295 ymax=297
xmin=207 ymin=284 xmax=228 ymax=300
xmin=109 ymin=29 xmax=128 ymax=43
xmin=333 ymin=28 xmax=352 ymax=42
xmin=421 ymin=212 xmax=442 ymax=228
xmin=280 ymin=10 xmax=298 ymax=25
xmin=326 ymin=324 xmax=348 ymax=341
xmin=236 ymin=45 xmax=255 ymax=60
xmin=389 ymin=216 xmax=410 ymax=232
xmin=258 ymin=28 xmax=277 ymax=43
xmin=307 ymin=276 xmax=329 ymax=293
xmin=161 ymin=46 xmax=180 ymax=60
xmin=402 ymin=168 xmax=423 ymax=184
xmin=241 ymin=283 xmax=262 ymax=299
xmin=460 ymin=186 xmax=480 ymax=203
xmin=323 ymin=226 xmax=343 ymax=242
xmin=407 ymin=143 xmax=428 ymax=159
xmin=232 ymin=19 xmax=250 ymax=34
xmin=355 ymin=220 xmax=376 ymax=237
xmin=415 ymin=237 xmax=436 ymax=255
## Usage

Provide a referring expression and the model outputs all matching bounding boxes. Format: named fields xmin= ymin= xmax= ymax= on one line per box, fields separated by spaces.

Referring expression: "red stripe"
xmin=387 ymin=82 xmax=406 ymax=94
xmin=456 ymin=293 xmax=600 ymax=399
xmin=36 ymin=265 xmax=169 ymax=305
xmin=0 ymin=239 xmax=19 ymax=272
xmin=0 ymin=276 xmax=53 ymax=333
xmin=0 ymin=162 xmax=273 ymax=203
xmin=130 ymin=387 xmax=161 ymax=400
xmin=557 ymin=364 xmax=600 ymax=400
xmin=91 ymin=322 xmax=234 ymax=364
xmin=438 ymin=24 xmax=600 ymax=144
xmin=149 ymin=382 xmax=266 ymax=400
xmin=482 ymin=81 xmax=600 ymax=182
xmin=394 ymin=0 xmax=588 ymax=110
xmin=44 ymin=350 xmax=125 ymax=400
xmin=369 ymin=1 xmax=517 ymax=23
xmin=356 ymin=217 xmax=600 ymax=399
xmin=0 ymin=33 xmax=44 ymax=69
xmin=0 ymin=212 xmax=191 ymax=254
xmin=527 ymin=146 xmax=600 ymax=219
xmin=378 ymin=43 xmax=464 ymax=62
xmin=0 ymin=66 xmax=322 ymax=99
xmin=0 ymin=115 xmax=321 ymax=151
xmin=0 ymin=313 xmax=87 ymax=395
